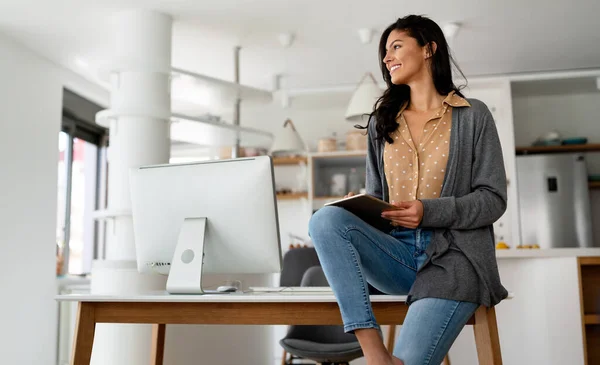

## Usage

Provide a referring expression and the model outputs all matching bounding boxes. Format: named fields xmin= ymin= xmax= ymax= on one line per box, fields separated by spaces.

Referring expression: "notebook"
xmin=324 ymin=193 xmax=398 ymax=231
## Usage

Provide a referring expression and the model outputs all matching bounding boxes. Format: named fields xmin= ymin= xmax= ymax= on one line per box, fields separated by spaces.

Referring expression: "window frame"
xmin=58 ymin=108 xmax=108 ymax=275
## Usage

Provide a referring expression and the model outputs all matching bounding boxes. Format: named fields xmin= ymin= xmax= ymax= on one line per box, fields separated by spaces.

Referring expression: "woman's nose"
xmin=383 ymin=51 xmax=393 ymax=64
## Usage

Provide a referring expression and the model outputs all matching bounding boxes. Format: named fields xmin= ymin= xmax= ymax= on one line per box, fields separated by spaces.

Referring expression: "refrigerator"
xmin=516 ymin=153 xmax=594 ymax=248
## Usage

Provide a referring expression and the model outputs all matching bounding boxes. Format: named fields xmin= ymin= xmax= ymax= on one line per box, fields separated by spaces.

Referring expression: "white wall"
xmin=0 ymin=32 xmax=107 ymax=364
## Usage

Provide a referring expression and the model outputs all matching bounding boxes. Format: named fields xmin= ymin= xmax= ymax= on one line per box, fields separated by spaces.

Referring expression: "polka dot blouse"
xmin=383 ymin=91 xmax=471 ymax=204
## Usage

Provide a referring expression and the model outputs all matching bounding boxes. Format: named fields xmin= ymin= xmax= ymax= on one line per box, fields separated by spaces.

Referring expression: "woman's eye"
xmin=394 ymin=45 xmax=401 ymax=50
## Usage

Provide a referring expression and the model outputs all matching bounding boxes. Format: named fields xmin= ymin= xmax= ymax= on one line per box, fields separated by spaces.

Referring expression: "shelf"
xmin=515 ymin=144 xmax=600 ymax=155
xmin=590 ymin=181 xmax=600 ymax=190
xmin=170 ymin=113 xmax=273 ymax=148
xmin=97 ymin=110 xmax=274 ymax=148
xmin=310 ymin=150 xmax=367 ymax=158
xmin=171 ymin=67 xmax=272 ymax=103
xmin=98 ymin=66 xmax=272 ymax=115
xmin=277 ymin=192 xmax=308 ymax=200
xmin=580 ymin=257 xmax=600 ymax=265
xmin=585 ymin=315 xmax=600 ymax=325
xmin=273 ymin=156 xmax=307 ymax=166
xmin=314 ymin=196 xmax=345 ymax=201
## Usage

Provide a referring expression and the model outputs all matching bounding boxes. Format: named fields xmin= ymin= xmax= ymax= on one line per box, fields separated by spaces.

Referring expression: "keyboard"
xmin=248 ymin=286 xmax=334 ymax=293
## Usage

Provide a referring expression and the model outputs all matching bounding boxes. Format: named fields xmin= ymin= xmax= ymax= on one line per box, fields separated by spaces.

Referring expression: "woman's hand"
xmin=381 ymin=200 xmax=424 ymax=229
xmin=344 ymin=192 xmax=356 ymax=199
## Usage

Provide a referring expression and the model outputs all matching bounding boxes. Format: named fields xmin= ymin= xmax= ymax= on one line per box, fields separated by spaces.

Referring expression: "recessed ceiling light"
xmin=277 ymin=33 xmax=295 ymax=48
xmin=357 ymin=28 xmax=374 ymax=44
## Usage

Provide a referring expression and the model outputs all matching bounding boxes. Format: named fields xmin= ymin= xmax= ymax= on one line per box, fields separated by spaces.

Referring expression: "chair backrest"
xmin=300 ymin=265 xmax=329 ymax=287
xmin=279 ymin=247 xmax=321 ymax=287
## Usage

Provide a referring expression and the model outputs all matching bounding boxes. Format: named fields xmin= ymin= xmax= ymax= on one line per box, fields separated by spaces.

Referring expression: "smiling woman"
xmin=371 ymin=15 xmax=466 ymax=146
xmin=309 ymin=14 xmax=508 ymax=365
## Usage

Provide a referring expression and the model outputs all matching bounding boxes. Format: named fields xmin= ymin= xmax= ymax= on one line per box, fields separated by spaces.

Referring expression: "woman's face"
xmin=383 ymin=29 xmax=430 ymax=85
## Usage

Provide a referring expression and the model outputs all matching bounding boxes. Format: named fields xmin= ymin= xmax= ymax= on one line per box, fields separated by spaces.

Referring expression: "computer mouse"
xmin=216 ymin=285 xmax=238 ymax=293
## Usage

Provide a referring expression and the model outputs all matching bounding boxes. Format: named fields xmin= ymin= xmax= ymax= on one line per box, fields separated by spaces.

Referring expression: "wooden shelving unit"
xmin=310 ymin=150 xmax=367 ymax=158
xmin=577 ymin=257 xmax=600 ymax=365
xmin=516 ymin=143 xmax=600 ymax=155
xmin=581 ymin=257 xmax=600 ymax=265
xmin=272 ymin=156 xmax=307 ymax=166
xmin=311 ymin=152 xmax=367 ymax=210
xmin=314 ymin=196 xmax=345 ymax=201
xmin=515 ymin=145 xmax=600 ymax=191
xmin=585 ymin=315 xmax=600 ymax=325
xmin=589 ymin=182 xmax=600 ymax=190
xmin=276 ymin=192 xmax=308 ymax=200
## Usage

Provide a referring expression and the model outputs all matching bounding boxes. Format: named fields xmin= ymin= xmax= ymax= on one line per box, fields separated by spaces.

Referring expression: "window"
xmin=56 ymin=90 xmax=107 ymax=276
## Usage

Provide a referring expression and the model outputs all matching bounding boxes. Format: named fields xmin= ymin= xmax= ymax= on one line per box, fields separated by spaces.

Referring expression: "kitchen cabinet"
xmin=579 ymin=257 xmax=600 ymax=365
xmin=449 ymin=249 xmax=600 ymax=365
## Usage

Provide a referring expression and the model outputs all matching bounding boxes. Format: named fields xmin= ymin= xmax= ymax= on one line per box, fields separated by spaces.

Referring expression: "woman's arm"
xmin=365 ymin=117 xmax=384 ymax=200
xmin=419 ymin=109 xmax=508 ymax=230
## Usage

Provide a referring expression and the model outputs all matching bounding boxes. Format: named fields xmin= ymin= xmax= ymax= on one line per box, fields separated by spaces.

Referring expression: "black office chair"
xmin=279 ymin=246 xmax=321 ymax=288
xmin=278 ymin=247 xmax=363 ymax=365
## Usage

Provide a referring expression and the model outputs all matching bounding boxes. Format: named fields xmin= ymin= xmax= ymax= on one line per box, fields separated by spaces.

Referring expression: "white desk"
xmin=58 ymin=291 xmax=406 ymax=303
xmin=56 ymin=291 xmax=502 ymax=365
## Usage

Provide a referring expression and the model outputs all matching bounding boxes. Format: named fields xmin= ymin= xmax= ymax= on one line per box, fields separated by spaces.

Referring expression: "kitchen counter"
xmin=496 ymin=247 xmax=600 ymax=258
xmin=451 ymin=247 xmax=600 ymax=365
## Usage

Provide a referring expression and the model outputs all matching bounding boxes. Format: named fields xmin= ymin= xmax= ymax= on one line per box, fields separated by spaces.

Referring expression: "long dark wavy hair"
xmin=360 ymin=15 xmax=466 ymax=144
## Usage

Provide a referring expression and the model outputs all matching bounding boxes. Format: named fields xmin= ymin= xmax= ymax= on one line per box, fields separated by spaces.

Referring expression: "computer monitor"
xmin=129 ymin=156 xmax=282 ymax=294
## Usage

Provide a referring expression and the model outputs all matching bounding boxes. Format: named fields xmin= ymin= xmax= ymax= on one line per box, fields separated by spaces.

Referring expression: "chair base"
xmin=283 ymin=350 xmax=352 ymax=365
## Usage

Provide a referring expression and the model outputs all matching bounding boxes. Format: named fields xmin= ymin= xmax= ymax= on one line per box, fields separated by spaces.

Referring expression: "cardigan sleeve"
xmin=419 ymin=107 xmax=507 ymax=230
xmin=365 ymin=117 xmax=384 ymax=200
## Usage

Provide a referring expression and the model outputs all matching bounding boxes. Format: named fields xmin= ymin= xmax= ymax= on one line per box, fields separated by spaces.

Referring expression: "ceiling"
xmin=2 ymin=0 xmax=600 ymax=95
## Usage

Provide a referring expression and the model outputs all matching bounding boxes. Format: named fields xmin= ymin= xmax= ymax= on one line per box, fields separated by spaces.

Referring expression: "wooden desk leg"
xmin=151 ymin=324 xmax=166 ymax=365
xmin=386 ymin=325 xmax=397 ymax=353
xmin=473 ymin=306 xmax=502 ymax=365
xmin=71 ymin=302 xmax=96 ymax=365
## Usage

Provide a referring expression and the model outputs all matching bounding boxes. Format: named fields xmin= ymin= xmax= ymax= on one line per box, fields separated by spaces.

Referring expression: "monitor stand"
xmin=166 ymin=217 xmax=214 ymax=294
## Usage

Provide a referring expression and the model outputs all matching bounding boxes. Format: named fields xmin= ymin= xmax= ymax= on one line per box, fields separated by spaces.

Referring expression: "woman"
xmin=308 ymin=15 xmax=508 ymax=365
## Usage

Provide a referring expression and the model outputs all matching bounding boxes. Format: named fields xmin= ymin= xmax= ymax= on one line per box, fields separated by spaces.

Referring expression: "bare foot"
xmin=392 ymin=355 xmax=404 ymax=365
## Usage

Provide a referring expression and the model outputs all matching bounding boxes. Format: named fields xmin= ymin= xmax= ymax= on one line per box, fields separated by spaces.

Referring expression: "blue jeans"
xmin=308 ymin=206 xmax=478 ymax=365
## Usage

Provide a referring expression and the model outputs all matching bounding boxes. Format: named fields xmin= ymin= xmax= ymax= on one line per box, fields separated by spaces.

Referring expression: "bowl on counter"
xmin=561 ymin=137 xmax=588 ymax=145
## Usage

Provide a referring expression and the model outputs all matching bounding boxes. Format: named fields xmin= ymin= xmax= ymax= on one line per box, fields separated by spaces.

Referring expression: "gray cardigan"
xmin=366 ymin=98 xmax=509 ymax=307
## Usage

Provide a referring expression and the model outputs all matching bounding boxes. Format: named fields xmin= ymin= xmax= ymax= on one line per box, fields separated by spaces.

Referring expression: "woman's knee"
xmin=308 ymin=206 xmax=350 ymax=240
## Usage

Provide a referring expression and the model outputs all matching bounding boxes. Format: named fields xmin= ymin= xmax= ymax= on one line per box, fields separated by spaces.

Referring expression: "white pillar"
xmin=91 ymin=10 xmax=172 ymax=365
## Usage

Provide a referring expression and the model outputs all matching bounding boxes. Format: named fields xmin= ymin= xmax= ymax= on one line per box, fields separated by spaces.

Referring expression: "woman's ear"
xmin=424 ymin=42 xmax=438 ymax=59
